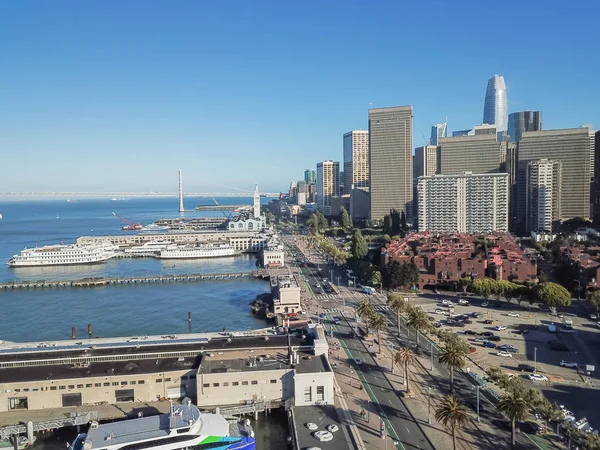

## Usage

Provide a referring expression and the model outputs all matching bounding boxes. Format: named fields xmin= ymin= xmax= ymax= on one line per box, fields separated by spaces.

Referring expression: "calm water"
xmin=0 ymin=197 xmax=273 ymax=342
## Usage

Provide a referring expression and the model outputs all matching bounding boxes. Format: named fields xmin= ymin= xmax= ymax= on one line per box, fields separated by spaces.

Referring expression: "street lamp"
xmin=427 ymin=387 xmax=431 ymax=424
xmin=534 ymin=347 xmax=538 ymax=372
xmin=476 ymin=385 xmax=480 ymax=422
xmin=574 ymin=279 xmax=581 ymax=301
xmin=350 ymin=369 xmax=354 ymax=387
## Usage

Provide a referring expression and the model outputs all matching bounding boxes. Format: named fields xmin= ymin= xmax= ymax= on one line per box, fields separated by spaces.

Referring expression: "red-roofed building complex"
xmin=382 ymin=232 xmax=537 ymax=289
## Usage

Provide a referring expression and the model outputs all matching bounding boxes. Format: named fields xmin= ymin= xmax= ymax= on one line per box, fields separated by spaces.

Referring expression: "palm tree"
xmin=387 ymin=293 xmax=408 ymax=337
xmin=435 ymin=395 xmax=469 ymax=450
xmin=394 ymin=347 xmax=416 ymax=393
xmin=369 ymin=313 xmax=387 ymax=354
xmin=438 ymin=338 xmax=468 ymax=391
xmin=405 ymin=306 xmax=430 ymax=346
xmin=497 ymin=389 xmax=529 ymax=448
xmin=357 ymin=300 xmax=375 ymax=335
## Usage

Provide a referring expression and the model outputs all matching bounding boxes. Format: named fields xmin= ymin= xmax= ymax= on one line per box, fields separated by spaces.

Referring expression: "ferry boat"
xmin=6 ymin=244 xmax=117 ymax=267
xmin=156 ymin=243 xmax=236 ymax=259
xmin=71 ymin=400 xmax=255 ymax=450
xmin=123 ymin=240 xmax=173 ymax=256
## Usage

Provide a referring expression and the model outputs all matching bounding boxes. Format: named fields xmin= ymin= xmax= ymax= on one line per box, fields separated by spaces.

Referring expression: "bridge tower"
xmin=178 ymin=170 xmax=185 ymax=213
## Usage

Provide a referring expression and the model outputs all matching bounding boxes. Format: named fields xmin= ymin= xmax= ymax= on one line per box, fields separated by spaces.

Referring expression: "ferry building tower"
xmin=253 ymin=184 xmax=261 ymax=218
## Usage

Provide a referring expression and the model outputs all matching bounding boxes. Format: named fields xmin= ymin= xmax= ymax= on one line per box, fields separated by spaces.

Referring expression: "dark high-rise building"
xmin=508 ymin=111 xmax=542 ymax=142
xmin=304 ymin=169 xmax=316 ymax=185
xmin=368 ymin=106 xmax=413 ymax=221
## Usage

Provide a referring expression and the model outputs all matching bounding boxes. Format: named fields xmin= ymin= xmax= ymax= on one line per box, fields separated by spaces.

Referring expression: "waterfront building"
xmin=316 ymin=160 xmax=340 ymax=215
xmin=430 ymin=121 xmax=447 ymax=146
xmin=270 ymin=272 xmax=301 ymax=315
xmin=516 ymin=127 xmax=595 ymax=229
xmin=437 ymin=133 xmax=504 ymax=175
xmin=368 ymin=105 xmax=413 ymax=221
xmin=508 ymin=111 xmax=542 ymax=142
xmin=262 ymin=248 xmax=285 ymax=268
xmin=343 ymin=130 xmax=369 ymax=194
xmin=525 ymin=159 xmax=562 ymax=234
xmin=483 ymin=75 xmax=508 ymax=134
xmin=417 ymin=172 xmax=509 ymax=233
xmin=304 ymin=169 xmax=316 ymax=185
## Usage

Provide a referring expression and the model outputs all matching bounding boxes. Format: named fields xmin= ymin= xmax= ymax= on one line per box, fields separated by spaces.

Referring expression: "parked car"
xmin=518 ymin=329 xmax=530 ymax=335
xmin=482 ymin=302 xmax=489 ymax=307
xmin=560 ymin=360 xmax=578 ymax=368
xmin=475 ymin=336 xmax=487 ymax=342
xmin=464 ymin=330 xmax=478 ymax=335
xmin=507 ymin=312 xmax=520 ymax=317
xmin=481 ymin=331 xmax=495 ymax=337
xmin=484 ymin=319 xmax=494 ymax=324
xmin=483 ymin=341 xmax=497 ymax=348
xmin=469 ymin=347 xmax=477 ymax=353
xmin=333 ymin=316 xmax=341 ymax=325
xmin=433 ymin=322 xmax=442 ymax=328
xmin=497 ymin=351 xmax=513 ymax=358
xmin=463 ymin=318 xmax=473 ymax=324
xmin=588 ymin=313 xmax=597 ymax=320
xmin=435 ymin=309 xmax=448 ymax=315
xmin=495 ymin=325 xmax=507 ymax=331
xmin=487 ymin=335 xmax=502 ymax=342
xmin=428 ymin=316 xmax=436 ymax=322
xmin=458 ymin=299 xmax=470 ymax=306
xmin=471 ymin=312 xmax=482 ymax=318
xmin=354 ymin=358 xmax=363 ymax=365
xmin=528 ymin=373 xmax=548 ymax=382
xmin=518 ymin=364 xmax=536 ymax=372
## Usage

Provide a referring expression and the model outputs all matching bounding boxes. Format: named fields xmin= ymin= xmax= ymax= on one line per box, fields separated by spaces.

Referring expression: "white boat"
xmin=7 ymin=244 xmax=117 ymax=267
xmin=140 ymin=223 xmax=171 ymax=232
xmin=71 ymin=400 xmax=255 ymax=450
xmin=157 ymin=243 xmax=236 ymax=259
xmin=123 ymin=240 xmax=173 ymax=256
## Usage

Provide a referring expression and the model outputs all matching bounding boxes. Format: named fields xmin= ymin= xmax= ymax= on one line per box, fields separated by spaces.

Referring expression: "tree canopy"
xmin=340 ymin=206 xmax=352 ymax=231
xmin=534 ymin=282 xmax=572 ymax=307
xmin=384 ymin=260 xmax=419 ymax=290
xmin=351 ymin=229 xmax=369 ymax=260
xmin=307 ymin=212 xmax=328 ymax=234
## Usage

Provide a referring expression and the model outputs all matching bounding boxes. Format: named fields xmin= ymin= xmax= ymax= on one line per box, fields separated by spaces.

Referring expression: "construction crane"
xmin=112 ymin=212 xmax=142 ymax=231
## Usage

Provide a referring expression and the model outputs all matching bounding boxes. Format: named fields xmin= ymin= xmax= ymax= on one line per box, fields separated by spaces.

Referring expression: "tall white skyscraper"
xmin=483 ymin=75 xmax=508 ymax=134
xmin=343 ymin=130 xmax=369 ymax=190
xmin=525 ymin=159 xmax=561 ymax=233
xmin=316 ymin=160 xmax=340 ymax=215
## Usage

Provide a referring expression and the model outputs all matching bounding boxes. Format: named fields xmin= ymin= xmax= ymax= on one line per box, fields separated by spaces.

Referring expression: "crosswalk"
xmin=315 ymin=294 xmax=338 ymax=300
xmin=322 ymin=305 xmax=390 ymax=314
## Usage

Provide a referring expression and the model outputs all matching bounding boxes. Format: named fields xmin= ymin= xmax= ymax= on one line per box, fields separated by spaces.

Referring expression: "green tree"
xmin=340 ymin=206 xmax=352 ymax=231
xmin=435 ymin=395 xmax=469 ymax=450
xmin=383 ymin=214 xmax=392 ymax=235
xmin=370 ymin=269 xmax=382 ymax=287
xmin=471 ymin=278 xmax=495 ymax=299
xmin=390 ymin=209 xmax=401 ymax=235
xmin=405 ymin=306 xmax=430 ymax=345
xmin=387 ymin=293 xmax=409 ymax=337
xmin=400 ymin=210 xmax=408 ymax=235
xmin=368 ymin=312 xmax=387 ymax=354
xmin=438 ymin=338 xmax=468 ymax=391
xmin=458 ymin=278 xmax=472 ymax=293
xmin=357 ymin=300 xmax=375 ymax=335
xmin=351 ymin=229 xmax=369 ymax=260
xmin=588 ymin=289 xmax=600 ymax=313
xmin=497 ymin=389 xmax=529 ymax=448
xmin=307 ymin=212 xmax=328 ymax=234
xmin=534 ymin=282 xmax=572 ymax=308
xmin=394 ymin=348 xmax=416 ymax=394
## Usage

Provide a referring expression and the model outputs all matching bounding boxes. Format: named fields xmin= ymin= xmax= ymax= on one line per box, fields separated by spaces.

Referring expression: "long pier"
xmin=0 ymin=271 xmax=268 ymax=290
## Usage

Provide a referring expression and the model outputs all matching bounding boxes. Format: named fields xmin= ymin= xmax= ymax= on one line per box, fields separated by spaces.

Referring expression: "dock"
xmin=0 ymin=270 xmax=269 ymax=290
xmin=194 ymin=205 xmax=250 ymax=211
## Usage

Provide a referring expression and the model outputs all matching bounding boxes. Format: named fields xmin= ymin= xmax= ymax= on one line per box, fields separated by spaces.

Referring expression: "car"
xmin=528 ymin=373 xmax=548 ymax=382
xmin=313 ymin=430 xmax=333 ymax=442
xmin=481 ymin=331 xmax=495 ymax=337
xmin=306 ymin=422 xmax=318 ymax=430
xmin=463 ymin=318 xmax=473 ymax=324
xmin=446 ymin=301 xmax=454 ymax=307
xmin=483 ymin=319 xmax=494 ymax=324
xmin=319 ymin=313 xmax=327 ymax=319
xmin=497 ymin=344 xmax=514 ymax=351
xmin=508 ymin=312 xmax=520 ymax=317
xmin=589 ymin=313 xmax=598 ymax=320
xmin=433 ymin=322 xmax=442 ymax=328
xmin=428 ymin=316 xmax=436 ymax=322
xmin=518 ymin=364 xmax=536 ymax=372
xmin=560 ymin=360 xmax=578 ymax=368
xmin=441 ymin=299 xmax=451 ymax=306
xmin=315 ymin=283 xmax=321 ymax=288
xmin=458 ymin=299 xmax=470 ymax=306
xmin=464 ymin=330 xmax=478 ymax=335
xmin=483 ymin=341 xmax=497 ymax=348
xmin=487 ymin=335 xmax=502 ymax=341
xmin=597 ymin=321 xmax=600 ymax=328
xmin=333 ymin=318 xmax=341 ymax=325
xmin=475 ymin=336 xmax=487 ymax=342
xmin=471 ymin=312 xmax=482 ymax=318
xmin=435 ymin=309 xmax=448 ymax=315
xmin=326 ymin=424 xmax=339 ymax=433
xmin=482 ymin=302 xmax=489 ymax=307
xmin=469 ymin=346 xmax=477 ymax=353
xmin=495 ymin=325 xmax=507 ymax=331
xmin=497 ymin=351 xmax=513 ymax=358
xmin=354 ymin=358 xmax=363 ymax=365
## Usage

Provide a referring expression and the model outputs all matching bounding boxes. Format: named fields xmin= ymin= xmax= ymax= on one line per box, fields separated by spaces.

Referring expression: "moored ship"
xmin=7 ymin=244 xmax=117 ymax=267
xmin=123 ymin=240 xmax=173 ymax=256
xmin=71 ymin=400 xmax=255 ymax=450
xmin=156 ymin=243 xmax=236 ymax=259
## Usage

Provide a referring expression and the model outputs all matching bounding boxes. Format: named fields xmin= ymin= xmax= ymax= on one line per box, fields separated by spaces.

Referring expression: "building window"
xmin=242 ymin=381 xmax=248 ymax=386
xmin=165 ymin=378 xmax=171 ymax=382
xmin=77 ymin=384 xmax=84 ymax=389
xmin=9 ymin=397 xmax=28 ymax=410
xmin=130 ymin=381 xmax=136 ymax=385
xmin=317 ymin=386 xmax=325 ymax=402
xmin=120 ymin=381 xmax=127 ymax=386
xmin=223 ymin=382 xmax=229 ymax=387
xmin=115 ymin=389 xmax=135 ymax=402
xmin=304 ymin=386 xmax=312 ymax=402
xmin=50 ymin=386 xmax=57 ymax=391
xmin=203 ymin=383 xmax=210 ymax=388
xmin=94 ymin=383 xmax=101 ymax=388
xmin=68 ymin=385 xmax=75 ymax=390
xmin=232 ymin=382 xmax=239 ymax=386
xmin=213 ymin=383 xmax=220 ymax=387
xmin=112 ymin=382 xmax=119 ymax=386
xmin=251 ymin=381 xmax=258 ymax=385
xmin=138 ymin=380 xmax=145 ymax=385
xmin=156 ymin=379 xmax=163 ymax=383
xmin=62 ymin=393 xmax=82 ymax=407
xmin=59 ymin=386 xmax=66 ymax=390
xmin=85 ymin=384 xmax=92 ymax=388
xmin=270 ymin=379 xmax=277 ymax=384
xmin=103 ymin=382 xmax=110 ymax=387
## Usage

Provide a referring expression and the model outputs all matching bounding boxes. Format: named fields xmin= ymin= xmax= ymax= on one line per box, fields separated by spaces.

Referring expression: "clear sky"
xmin=1 ymin=0 xmax=598 ymax=193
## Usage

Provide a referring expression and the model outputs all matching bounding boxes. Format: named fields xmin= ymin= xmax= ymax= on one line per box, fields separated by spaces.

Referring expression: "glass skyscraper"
xmin=508 ymin=111 xmax=542 ymax=142
xmin=483 ymin=75 xmax=508 ymax=134
xmin=430 ymin=121 xmax=447 ymax=145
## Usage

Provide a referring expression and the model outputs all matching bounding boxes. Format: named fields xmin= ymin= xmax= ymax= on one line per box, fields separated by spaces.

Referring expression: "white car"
xmin=306 ymin=422 xmax=318 ymax=430
xmin=482 ymin=302 xmax=489 ymax=307
xmin=589 ymin=313 xmax=598 ymax=320
xmin=508 ymin=312 xmax=520 ymax=317
xmin=435 ymin=309 xmax=448 ymax=315
xmin=497 ymin=351 xmax=513 ymax=358
xmin=354 ymin=358 xmax=363 ymax=365
xmin=458 ymin=299 xmax=469 ymax=306
xmin=529 ymin=373 xmax=548 ymax=382
xmin=495 ymin=325 xmax=507 ymax=331
xmin=560 ymin=360 xmax=578 ymax=368
xmin=327 ymin=424 xmax=339 ymax=433
xmin=441 ymin=299 xmax=450 ymax=306
xmin=313 ymin=430 xmax=334 ymax=442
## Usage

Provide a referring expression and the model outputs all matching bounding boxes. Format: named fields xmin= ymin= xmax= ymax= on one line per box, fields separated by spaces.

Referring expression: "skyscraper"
xmin=414 ymin=145 xmax=438 ymax=178
xmin=304 ymin=169 xmax=316 ymax=185
xmin=525 ymin=159 xmax=561 ymax=233
xmin=483 ymin=75 xmax=508 ymax=134
xmin=368 ymin=106 xmax=413 ymax=221
xmin=316 ymin=160 xmax=340 ymax=215
xmin=508 ymin=111 xmax=542 ymax=142
xmin=343 ymin=130 xmax=369 ymax=191
xmin=437 ymin=134 xmax=504 ymax=175
xmin=430 ymin=121 xmax=447 ymax=145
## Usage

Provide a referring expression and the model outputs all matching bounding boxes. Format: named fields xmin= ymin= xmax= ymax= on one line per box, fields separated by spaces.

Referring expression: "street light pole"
xmin=575 ymin=279 xmax=581 ymax=300
xmin=350 ymin=370 xmax=354 ymax=388
xmin=476 ymin=385 xmax=480 ymax=422
xmin=534 ymin=347 xmax=538 ymax=372
xmin=430 ymin=341 xmax=434 ymax=371
xmin=427 ymin=387 xmax=431 ymax=424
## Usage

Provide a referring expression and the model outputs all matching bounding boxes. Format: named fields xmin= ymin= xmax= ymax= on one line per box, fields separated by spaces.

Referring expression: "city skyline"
xmin=1 ymin=2 xmax=598 ymax=193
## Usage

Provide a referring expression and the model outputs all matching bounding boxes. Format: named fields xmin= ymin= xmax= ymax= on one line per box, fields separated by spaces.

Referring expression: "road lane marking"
xmin=406 ymin=427 xmax=411 ymax=433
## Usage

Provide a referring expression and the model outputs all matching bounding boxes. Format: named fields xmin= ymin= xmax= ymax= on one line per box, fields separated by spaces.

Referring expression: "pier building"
xmin=0 ymin=327 xmax=332 ymax=414
xmin=270 ymin=272 xmax=301 ymax=315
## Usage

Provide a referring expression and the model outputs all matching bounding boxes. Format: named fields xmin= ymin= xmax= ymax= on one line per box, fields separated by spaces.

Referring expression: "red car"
xmin=469 ymin=347 xmax=477 ymax=353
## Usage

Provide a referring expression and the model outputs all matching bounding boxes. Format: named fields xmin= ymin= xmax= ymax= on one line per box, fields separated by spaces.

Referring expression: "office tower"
xmin=343 ymin=130 xmax=369 ymax=192
xmin=517 ymin=128 xmax=594 ymax=228
xmin=430 ymin=121 xmax=448 ymax=145
xmin=503 ymin=142 xmax=519 ymax=229
xmin=414 ymin=145 xmax=438 ymax=178
xmin=418 ymin=172 xmax=509 ymax=233
xmin=508 ymin=111 xmax=542 ymax=142
xmin=368 ymin=105 xmax=413 ymax=221
xmin=339 ymin=171 xmax=344 ymax=195
xmin=592 ymin=131 xmax=600 ymax=223
xmin=316 ymin=160 xmax=340 ymax=215
xmin=289 ymin=181 xmax=297 ymax=203
xmin=437 ymin=134 xmax=504 ymax=175
xmin=483 ymin=75 xmax=508 ymax=133
xmin=453 ymin=129 xmax=471 ymax=137
xmin=525 ymin=159 xmax=562 ymax=233
xmin=296 ymin=181 xmax=308 ymax=205
xmin=304 ymin=169 xmax=316 ymax=185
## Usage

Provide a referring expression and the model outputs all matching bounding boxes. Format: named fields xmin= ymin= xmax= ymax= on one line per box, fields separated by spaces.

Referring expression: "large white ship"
xmin=6 ymin=244 xmax=117 ymax=267
xmin=71 ymin=400 xmax=255 ymax=450
xmin=123 ymin=240 xmax=173 ymax=256
xmin=157 ymin=243 xmax=236 ymax=259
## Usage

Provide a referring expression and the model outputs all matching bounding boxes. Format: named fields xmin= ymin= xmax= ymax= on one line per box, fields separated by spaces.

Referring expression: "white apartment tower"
xmin=343 ymin=130 xmax=369 ymax=191
xmin=418 ymin=172 xmax=509 ymax=233
xmin=525 ymin=159 xmax=562 ymax=233
xmin=316 ymin=160 xmax=340 ymax=215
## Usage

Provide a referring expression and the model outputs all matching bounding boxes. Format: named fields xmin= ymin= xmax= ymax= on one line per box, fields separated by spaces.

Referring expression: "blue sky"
xmin=0 ymin=1 xmax=598 ymax=193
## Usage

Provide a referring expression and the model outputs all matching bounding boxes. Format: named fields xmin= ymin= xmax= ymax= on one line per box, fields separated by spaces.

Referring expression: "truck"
xmin=362 ymin=286 xmax=376 ymax=295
